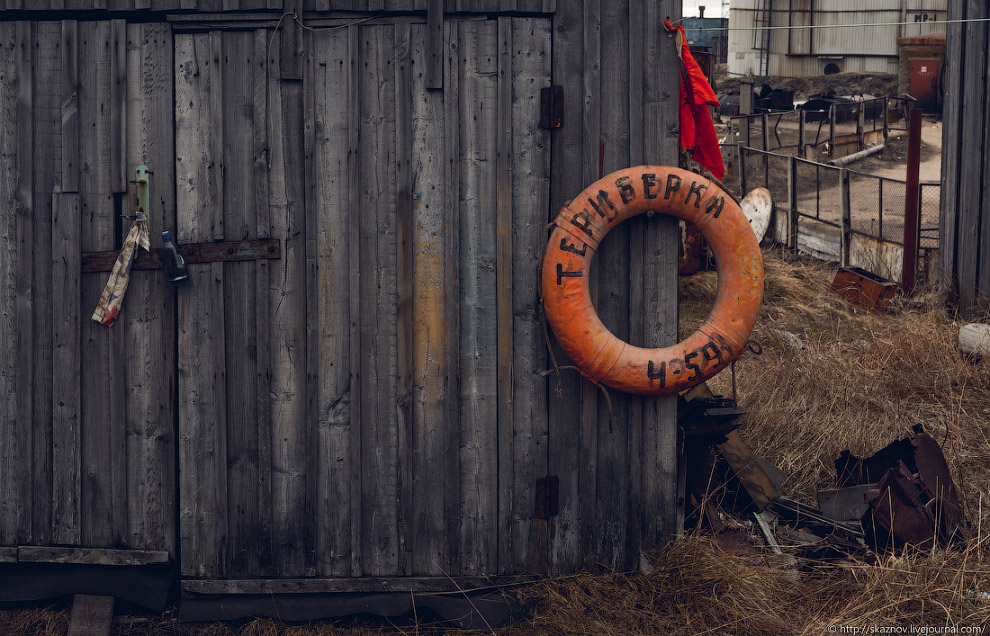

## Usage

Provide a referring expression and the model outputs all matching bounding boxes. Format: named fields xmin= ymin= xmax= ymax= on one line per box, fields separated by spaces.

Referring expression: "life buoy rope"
xmin=541 ymin=166 xmax=763 ymax=396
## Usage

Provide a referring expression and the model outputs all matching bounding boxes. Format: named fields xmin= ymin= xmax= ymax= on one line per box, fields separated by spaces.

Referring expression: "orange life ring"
xmin=542 ymin=166 xmax=763 ymax=396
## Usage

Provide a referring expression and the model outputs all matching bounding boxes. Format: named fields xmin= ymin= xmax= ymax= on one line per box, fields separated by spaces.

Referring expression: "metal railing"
xmin=735 ymin=146 xmax=940 ymax=284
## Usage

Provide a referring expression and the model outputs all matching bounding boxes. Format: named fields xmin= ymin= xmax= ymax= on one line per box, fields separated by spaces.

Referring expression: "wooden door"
xmin=175 ymin=17 xmax=553 ymax=581
xmin=0 ymin=21 xmax=176 ymax=562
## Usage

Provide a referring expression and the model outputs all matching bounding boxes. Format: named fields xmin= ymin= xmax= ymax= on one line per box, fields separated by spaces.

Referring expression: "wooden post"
xmin=67 ymin=595 xmax=114 ymax=636
xmin=840 ymin=168 xmax=851 ymax=267
xmin=788 ymin=155 xmax=798 ymax=249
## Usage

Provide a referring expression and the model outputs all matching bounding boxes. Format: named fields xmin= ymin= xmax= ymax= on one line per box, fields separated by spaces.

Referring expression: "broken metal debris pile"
xmin=682 ymin=384 xmax=967 ymax=560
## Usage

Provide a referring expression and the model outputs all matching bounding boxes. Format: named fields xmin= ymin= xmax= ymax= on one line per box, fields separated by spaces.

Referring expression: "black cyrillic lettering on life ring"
xmin=641 ymin=173 xmax=659 ymax=199
xmin=687 ymin=181 xmax=708 ymax=208
xmin=701 ymin=341 xmax=723 ymax=367
xmin=587 ymin=190 xmax=617 ymax=220
xmin=705 ymin=195 xmax=725 ymax=218
xmin=647 ymin=360 xmax=666 ymax=387
xmin=616 ymin=176 xmax=636 ymax=204
xmin=556 ymin=263 xmax=584 ymax=285
xmin=664 ymin=174 xmax=681 ymax=199
xmin=559 ymin=237 xmax=588 ymax=256
xmin=570 ymin=211 xmax=595 ymax=238
xmin=684 ymin=350 xmax=702 ymax=380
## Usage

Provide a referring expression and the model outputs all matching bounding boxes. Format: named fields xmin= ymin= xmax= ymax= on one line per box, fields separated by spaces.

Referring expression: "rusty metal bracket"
xmin=81 ymin=238 xmax=281 ymax=273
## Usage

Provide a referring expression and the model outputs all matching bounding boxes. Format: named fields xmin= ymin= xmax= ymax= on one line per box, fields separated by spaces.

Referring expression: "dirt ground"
xmin=715 ymin=68 xmax=899 ymax=103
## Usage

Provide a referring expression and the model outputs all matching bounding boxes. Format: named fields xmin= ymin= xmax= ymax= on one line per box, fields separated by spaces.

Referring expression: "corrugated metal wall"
xmin=729 ymin=0 xmax=947 ymax=77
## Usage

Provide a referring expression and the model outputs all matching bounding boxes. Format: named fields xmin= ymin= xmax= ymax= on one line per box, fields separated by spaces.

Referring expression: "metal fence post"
xmin=903 ymin=107 xmax=922 ymax=294
xmin=762 ymin=113 xmax=770 ymax=151
xmin=829 ymin=103 xmax=836 ymax=159
xmin=798 ymin=111 xmax=805 ymax=158
xmin=739 ymin=147 xmax=748 ymax=196
xmin=856 ymin=102 xmax=865 ymax=151
xmin=840 ymin=168 xmax=851 ymax=268
xmin=788 ymin=155 xmax=798 ymax=249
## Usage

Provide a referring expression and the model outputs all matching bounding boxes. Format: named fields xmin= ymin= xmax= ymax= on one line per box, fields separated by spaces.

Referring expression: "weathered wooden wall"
xmin=0 ymin=20 xmax=175 ymax=555
xmin=0 ymin=0 xmax=554 ymax=11
xmin=0 ymin=0 xmax=683 ymax=587
xmin=939 ymin=0 xmax=990 ymax=316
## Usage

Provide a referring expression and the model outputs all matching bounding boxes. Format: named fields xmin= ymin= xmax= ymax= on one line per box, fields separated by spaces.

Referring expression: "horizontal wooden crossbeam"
xmin=81 ymin=238 xmax=281 ymax=273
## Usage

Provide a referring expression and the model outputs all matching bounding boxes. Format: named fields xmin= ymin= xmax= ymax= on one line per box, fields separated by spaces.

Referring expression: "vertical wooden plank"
xmin=576 ymin=0 xmax=601 ymax=572
xmin=496 ymin=15 xmax=514 ymax=576
xmin=357 ymin=23 xmax=400 ymax=577
xmin=504 ymin=17 xmax=551 ymax=574
xmin=939 ymin=2 xmax=964 ymax=290
xmin=426 ymin=0 xmax=443 ymax=90
xmin=281 ymin=0 xmax=303 ymax=80
xmin=14 ymin=22 xmax=33 ymax=545
xmin=123 ymin=22 xmax=176 ymax=554
xmin=176 ymin=32 xmax=228 ymax=577
xmin=33 ymin=20 xmax=62 ymax=548
xmin=640 ymin=0 xmax=683 ymax=549
xmin=958 ymin=0 xmax=986 ymax=313
xmin=78 ymin=20 xmax=128 ymax=550
xmin=547 ymin=0 xmax=584 ymax=573
xmin=409 ymin=21 xmax=453 ymax=576
xmin=346 ymin=23 xmax=364 ymax=578
xmin=441 ymin=16 xmax=463 ymax=574
xmin=394 ymin=22 xmax=415 ymax=577
xmin=270 ymin=39 xmax=310 ymax=581
xmin=309 ymin=28 xmax=354 ymax=578
xmin=596 ymin=0 xmax=633 ymax=570
xmin=0 ymin=22 xmax=22 ymax=547
xmin=216 ymin=31 xmax=264 ymax=578
xmin=456 ymin=18 xmax=498 ymax=576
xmin=61 ymin=20 xmax=79 ymax=193
xmin=110 ymin=20 xmax=126 ymax=194
xmin=52 ymin=192 xmax=82 ymax=547
xmin=980 ymin=19 xmax=990 ymax=300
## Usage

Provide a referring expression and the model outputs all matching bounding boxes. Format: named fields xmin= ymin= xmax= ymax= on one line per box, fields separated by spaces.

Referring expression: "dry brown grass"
xmin=4 ymin=248 xmax=990 ymax=635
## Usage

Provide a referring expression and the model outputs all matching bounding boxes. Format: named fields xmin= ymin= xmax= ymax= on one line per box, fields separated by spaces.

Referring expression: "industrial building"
xmin=728 ymin=0 xmax=947 ymax=77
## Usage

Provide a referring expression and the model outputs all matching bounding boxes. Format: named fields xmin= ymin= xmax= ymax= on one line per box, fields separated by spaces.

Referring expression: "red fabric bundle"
xmin=665 ymin=20 xmax=725 ymax=180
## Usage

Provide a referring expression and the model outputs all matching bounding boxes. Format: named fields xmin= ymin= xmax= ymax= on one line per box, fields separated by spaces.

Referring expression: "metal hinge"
xmin=534 ymin=475 xmax=560 ymax=519
xmin=539 ymin=86 xmax=564 ymax=129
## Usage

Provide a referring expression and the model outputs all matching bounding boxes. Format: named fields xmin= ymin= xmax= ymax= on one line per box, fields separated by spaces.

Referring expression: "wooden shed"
xmin=939 ymin=1 xmax=990 ymax=317
xmin=0 ymin=0 xmax=684 ymax=620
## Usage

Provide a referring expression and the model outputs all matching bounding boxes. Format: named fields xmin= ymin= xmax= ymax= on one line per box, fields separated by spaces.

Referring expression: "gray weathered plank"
xmin=217 ymin=30 xmax=266 ymax=578
xmin=0 ymin=23 xmax=32 ymax=546
xmin=495 ymin=15 xmax=514 ymax=575
xmin=426 ymin=0 xmax=443 ymax=89
xmin=546 ymin=0 xmax=585 ymax=573
xmin=346 ymin=23 xmax=364 ymax=577
xmin=938 ymin=1 xmax=964 ymax=289
xmin=181 ymin=575 xmax=541 ymax=595
xmin=957 ymin=0 xmax=986 ymax=313
xmin=33 ymin=20 xmax=62 ymax=548
xmin=456 ymin=18 xmax=498 ymax=575
xmin=123 ymin=22 xmax=176 ymax=554
xmin=596 ymin=0 xmax=633 ymax=570
xmin=66 ymin=594 xmax=114 ymax=636
xmin=505 ymin=17 xmax=551 ymax=574
xmin=175 ymin=32 xmax=229 ymax=577
xmin=408 ymin=21 xmax=454 ymax=576
xmin=52 ymin=192 xmax=82 ymax=547
xmin=980 ymin=16 xmax=990 ymax=299
xmin=14 ymin=19 xmax=36 ymax=547
xmin=18 ymin=546 xmax=169 ymax=565
xmin=110 ymin=20 xmax=126 ymax=193
xmin=61 ymin=20 xmax=79 ymax=193
xmin=640 ymin=0 xmax=683 ymax=548
xmin=358 ymin=23 xmax=400 ymax=577
xmin=308 ymin=27 xmax=354 ymax=578
xmin=394 ymin=21 xmax=415 ymax=576
xmin=441 ymin=16 xmax=463 ymax=574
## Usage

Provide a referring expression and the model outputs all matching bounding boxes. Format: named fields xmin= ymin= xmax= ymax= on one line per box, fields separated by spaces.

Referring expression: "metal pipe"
xmin=902 ymin=107 xmax=922 ymax=294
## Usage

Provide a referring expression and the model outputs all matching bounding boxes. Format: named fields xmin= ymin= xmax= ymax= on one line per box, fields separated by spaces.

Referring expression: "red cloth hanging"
xmin=665 ymin=20 xmax=725 ymax=181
